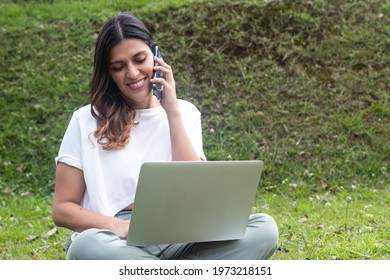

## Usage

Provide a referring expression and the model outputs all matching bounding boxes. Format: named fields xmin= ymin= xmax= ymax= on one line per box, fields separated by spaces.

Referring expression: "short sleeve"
xmin=55 ymin=112 xmax=83 ymax=170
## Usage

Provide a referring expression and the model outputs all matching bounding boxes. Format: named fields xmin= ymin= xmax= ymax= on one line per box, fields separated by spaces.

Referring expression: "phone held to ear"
xmin=152 ymin=45 xmax=163 ymax=100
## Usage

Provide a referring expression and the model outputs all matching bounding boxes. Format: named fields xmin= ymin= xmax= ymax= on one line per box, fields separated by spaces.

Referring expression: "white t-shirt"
xmin=56 ymin=99 xmax=206 ymax=217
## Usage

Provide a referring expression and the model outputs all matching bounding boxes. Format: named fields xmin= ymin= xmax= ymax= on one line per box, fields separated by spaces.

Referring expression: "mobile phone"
xmin=152 ymin=45 xmax=163 ymax=100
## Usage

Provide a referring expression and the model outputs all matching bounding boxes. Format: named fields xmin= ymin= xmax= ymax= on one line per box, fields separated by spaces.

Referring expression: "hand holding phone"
xmin=152 ymin=45 xmax=163 ymax=100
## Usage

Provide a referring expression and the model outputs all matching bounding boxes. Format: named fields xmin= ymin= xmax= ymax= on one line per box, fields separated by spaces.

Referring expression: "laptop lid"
xmin=127 ymin=160 xmax=263 ymax=246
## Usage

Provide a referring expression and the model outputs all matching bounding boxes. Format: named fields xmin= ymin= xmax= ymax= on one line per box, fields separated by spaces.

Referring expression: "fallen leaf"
xmin=3 ymin=187 xmax=14 ymax=195
xmin=43 ymin=227 xmax=57 ymax=239
xmin=299 ymin=215 xmax=308 ymax=223
xmin=16 ymin=164 xmax=24 ymax=173
xmin=27 ymin=235 xmax=38 ymax=242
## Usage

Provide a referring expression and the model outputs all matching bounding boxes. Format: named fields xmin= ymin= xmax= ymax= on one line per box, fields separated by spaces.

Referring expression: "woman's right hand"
xmin=53 ymin=163 xmax=132 ymax=238
xmin=109 ymin=218 xmax=130 ymax=239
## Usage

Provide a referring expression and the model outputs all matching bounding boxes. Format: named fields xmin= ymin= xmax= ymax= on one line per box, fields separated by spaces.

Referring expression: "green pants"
xmin=66 ymin=212 xmax=278 ymax=260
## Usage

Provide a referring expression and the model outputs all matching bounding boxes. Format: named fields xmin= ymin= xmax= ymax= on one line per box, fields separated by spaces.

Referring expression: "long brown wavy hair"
xmin=90 ymin=13 xmax=155 ymax=150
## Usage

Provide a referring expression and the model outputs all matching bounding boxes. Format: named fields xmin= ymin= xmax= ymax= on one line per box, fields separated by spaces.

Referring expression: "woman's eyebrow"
xmin=110 ymin=50 xmax=148 ymax=65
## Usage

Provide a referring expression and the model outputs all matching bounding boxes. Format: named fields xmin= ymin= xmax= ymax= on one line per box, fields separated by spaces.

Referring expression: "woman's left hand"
xmin=150 ymin=56 xmax=179 ymax=114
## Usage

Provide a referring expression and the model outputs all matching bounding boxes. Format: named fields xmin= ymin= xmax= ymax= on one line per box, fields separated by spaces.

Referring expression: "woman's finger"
xmin=154 ymin=56 xmax=169 ymax=68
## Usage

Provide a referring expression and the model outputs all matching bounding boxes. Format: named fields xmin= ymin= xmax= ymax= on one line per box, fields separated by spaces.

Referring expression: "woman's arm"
xmin=166 ymin=110 xmax=203 ymax=161
xmin=52 ymin=162 xmax=129 ymax=238
xmin=151 ymin=57 xmax=203 ymax=162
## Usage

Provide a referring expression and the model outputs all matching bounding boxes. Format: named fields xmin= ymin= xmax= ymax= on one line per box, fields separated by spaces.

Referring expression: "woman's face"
xmin=109 ymin=38 xmax=156 ymax=109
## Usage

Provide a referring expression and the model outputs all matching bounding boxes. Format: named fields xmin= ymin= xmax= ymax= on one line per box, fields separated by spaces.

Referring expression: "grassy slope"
xmin=0 ymin=0 xmax=389 ymax=259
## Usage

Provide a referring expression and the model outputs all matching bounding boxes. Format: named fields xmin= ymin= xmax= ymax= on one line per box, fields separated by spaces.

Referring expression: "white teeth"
xmin=129 ymin=79 xmax=145 ymax=89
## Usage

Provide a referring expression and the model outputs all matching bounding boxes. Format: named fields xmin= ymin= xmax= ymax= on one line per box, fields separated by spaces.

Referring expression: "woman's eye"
xmin=111 ymin=65 xmax=124 ymax=72
xmin=134 ymin=58 xmax=146 ymax=64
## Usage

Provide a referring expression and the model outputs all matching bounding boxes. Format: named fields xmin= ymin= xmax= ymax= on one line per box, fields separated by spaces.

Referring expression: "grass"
xmin=0 ymin=0 xmax=389 ymax=259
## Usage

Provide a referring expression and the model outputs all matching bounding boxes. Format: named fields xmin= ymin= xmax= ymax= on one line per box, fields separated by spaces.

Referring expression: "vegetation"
xmin=0 ymin=0 xmax=388 ymax=259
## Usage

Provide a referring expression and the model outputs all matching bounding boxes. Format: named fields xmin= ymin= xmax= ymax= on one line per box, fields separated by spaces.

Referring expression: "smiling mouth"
xmin=127 ymin=77 xmax=146 ymax=90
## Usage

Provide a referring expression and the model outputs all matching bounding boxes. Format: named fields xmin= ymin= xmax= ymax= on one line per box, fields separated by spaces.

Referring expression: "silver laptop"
xmin=126 ymin=160 xmax=263 ymax=246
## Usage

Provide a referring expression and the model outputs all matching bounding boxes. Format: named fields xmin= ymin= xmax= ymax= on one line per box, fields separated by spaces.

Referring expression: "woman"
xmin=52 ymin=12 xmax=278 ymax=260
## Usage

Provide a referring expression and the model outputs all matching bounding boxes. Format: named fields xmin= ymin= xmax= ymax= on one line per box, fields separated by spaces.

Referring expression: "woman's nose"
xmin=126 ymin=64 xmax=139 ymax=78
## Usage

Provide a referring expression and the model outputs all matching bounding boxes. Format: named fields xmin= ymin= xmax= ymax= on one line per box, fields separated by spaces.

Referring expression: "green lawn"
xmin=0 ymin=0 xmax=389 ymax=259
